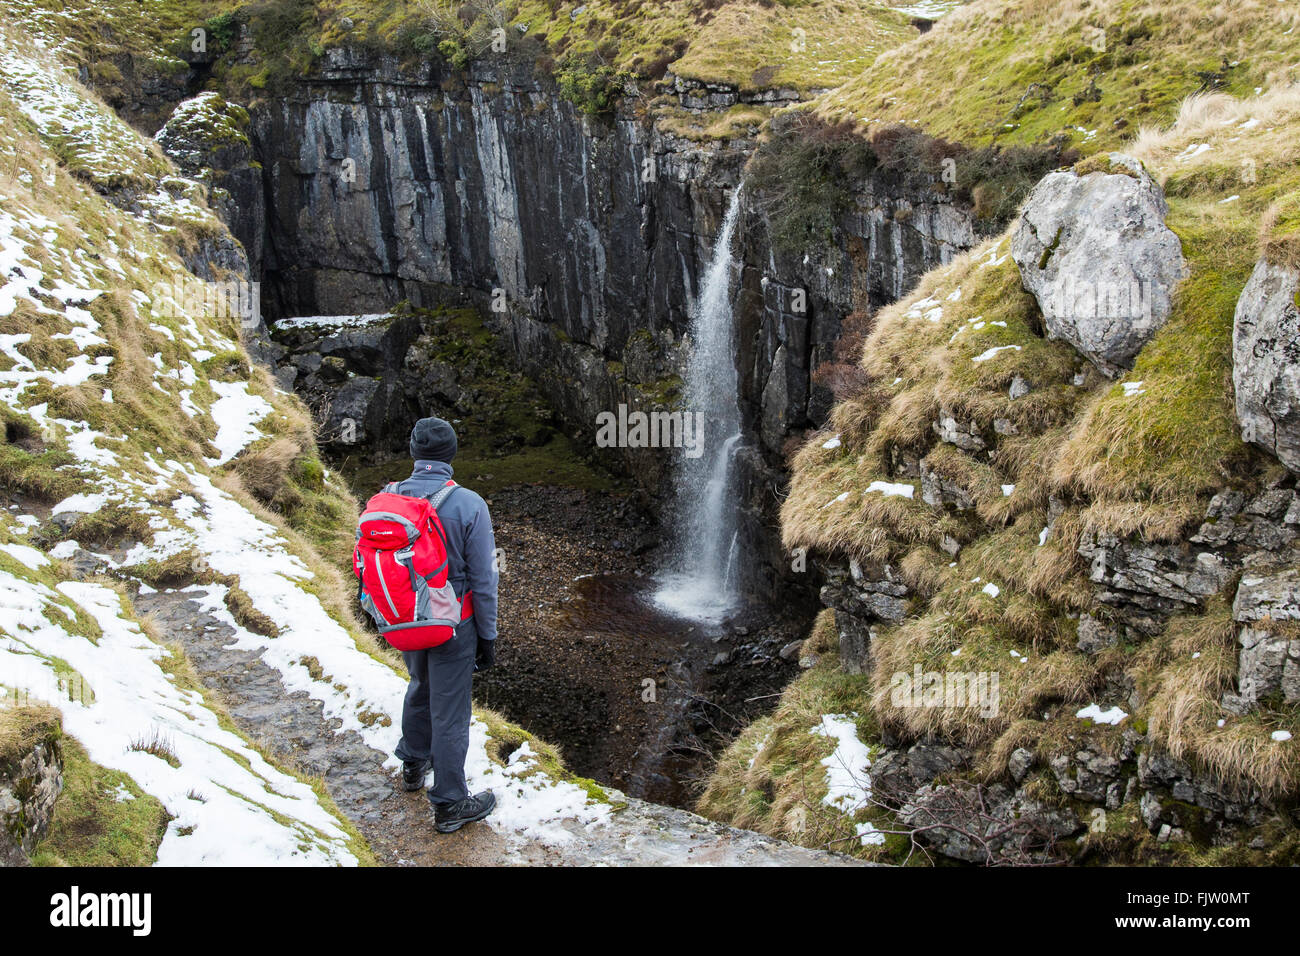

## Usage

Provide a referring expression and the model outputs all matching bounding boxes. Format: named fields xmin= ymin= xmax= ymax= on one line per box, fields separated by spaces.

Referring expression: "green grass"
xmin=816 ymin=0 xmax=1300 ymax=156
xmin=30 ymin=736 xmax=171 ymax=867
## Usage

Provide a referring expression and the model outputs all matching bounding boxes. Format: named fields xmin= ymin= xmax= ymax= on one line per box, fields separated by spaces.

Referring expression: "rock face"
xmin=810 ymin=476 xmax=1300 ymax=863
xmin=898 ymin=782 xmax=1081 ymax=864
xmin=269 ymin=313 xmax=425 ymax=455
xmin=1080 ymin=485 xmax=1300 ymax=635
xmin=0 ymin=708 xmax=64 ymax=866
xmin=1225 ymin=569 xmax=1300 ymax=711
xmin=155 ymin=91 xmax=266 ymax=277
xmin=1011 ymin=153 xmax=1186 ymax=375
xmin=182 ymin=46 xmax=988 ymax=597
xmin=817 ymin=559 xmax=913 ymax=675
xmin=1232 ymin=259 xmax=1300 ymax=471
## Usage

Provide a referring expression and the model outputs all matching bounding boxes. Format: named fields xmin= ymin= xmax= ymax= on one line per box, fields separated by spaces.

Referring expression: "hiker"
xmin=359 ymin=416 xmax=500 ymax=834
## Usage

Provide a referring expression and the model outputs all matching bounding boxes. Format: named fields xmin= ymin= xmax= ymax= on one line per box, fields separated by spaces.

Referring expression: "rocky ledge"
xmin=0 ymin=706 xmax=64 ymax=867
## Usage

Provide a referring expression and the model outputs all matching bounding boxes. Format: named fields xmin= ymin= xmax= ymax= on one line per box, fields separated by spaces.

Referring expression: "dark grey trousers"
xmin=394 ymin=619 xmax=476 ymax=806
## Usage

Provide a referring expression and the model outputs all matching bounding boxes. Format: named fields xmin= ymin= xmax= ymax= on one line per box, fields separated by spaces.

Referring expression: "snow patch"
xmin=205 ymin=381 xmax=272 ymax=465
xmin=1076 ymin=703 xmax=1129 ymax=725
xmin=865 ymin=481 xmax=914 ymax=499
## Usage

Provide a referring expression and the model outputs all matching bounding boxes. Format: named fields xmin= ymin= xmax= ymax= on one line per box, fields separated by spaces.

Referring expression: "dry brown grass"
xmin=234 ymin=436 xmax=301 ymax=504
xmin=868 ymin=607 xmax=1095 ymax=747
xmin=1141 ymin=604 xmax=1300 ymax=800
xmin=0 ymin=703 xmax=62 ymax=764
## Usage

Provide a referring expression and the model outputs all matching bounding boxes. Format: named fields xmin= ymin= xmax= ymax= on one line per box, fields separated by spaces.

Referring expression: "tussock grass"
xmin=783 ymin=238 xmax=1083 ymax=565
xmin=55 ymin=506 xmax=152 ymax=547
xmin=1139 ymin=603 xmax=1300 ymax=800
xmin=127 ymin=726 xmax=180 ymax=768
xmin=868 ymin=559 xmax=1092 ymax=749
xmin=761 ymin=76 xmax=1300 ymax=826
xmin=698 ymin=611 xmax=904 ymax=861
xmin=220 ymin=578 xmax=281 ymax=638
xmin=234 ymin=436 xmax=303 ymax=505
xmin=0 ymin=434 xmax=79 ymax=502
xmin=0 ymin=703 xmax=61 ymax=766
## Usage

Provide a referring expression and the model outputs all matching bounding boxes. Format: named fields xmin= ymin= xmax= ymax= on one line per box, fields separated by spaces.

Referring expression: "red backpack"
xmin=352 ymin=480 xmax=474 ymax=651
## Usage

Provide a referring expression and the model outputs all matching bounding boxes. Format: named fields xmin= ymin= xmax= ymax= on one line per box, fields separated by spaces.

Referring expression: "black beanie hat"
xmin=409 ymin=416 xmax=458 ymax=463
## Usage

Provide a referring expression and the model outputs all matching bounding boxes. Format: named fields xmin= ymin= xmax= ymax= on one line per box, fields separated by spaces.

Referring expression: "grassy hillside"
xmin=816 ymin=0 xmax=1300 ymax=153
xmin=1 ymin=0 xmax=940 ymax=112
xmin=0 ymin=11 xmax=612 ymax=864
xmin=703 ymin=48 xmax=1300 ymax=862
xmin=301 ymin=0 xmax=924 ymax=91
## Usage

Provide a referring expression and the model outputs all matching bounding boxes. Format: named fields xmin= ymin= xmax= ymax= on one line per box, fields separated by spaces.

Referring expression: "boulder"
xmin=1232 ymin=259 xmax=1300 ymax=471
xmin=1225 ymin=570 xmax=1300 ymax=709
xmin=1008 ymin=747 xmax=1036 ymax=784
xmin=1011 ymin=153 xmax=1186 ymax=375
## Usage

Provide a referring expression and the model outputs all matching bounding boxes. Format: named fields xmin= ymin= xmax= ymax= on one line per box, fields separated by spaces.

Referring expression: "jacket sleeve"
xmin=464 ymin=498 xmax=499 ymax=641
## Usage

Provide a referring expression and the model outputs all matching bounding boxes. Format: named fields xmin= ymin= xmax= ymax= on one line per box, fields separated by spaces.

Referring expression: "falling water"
xmin=654 ymin=186 xmax=746 ymax=623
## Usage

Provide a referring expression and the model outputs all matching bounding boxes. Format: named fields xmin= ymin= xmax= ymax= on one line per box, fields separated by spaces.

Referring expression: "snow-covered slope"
xmin=0 ymin=13 xmax=614 ymax=864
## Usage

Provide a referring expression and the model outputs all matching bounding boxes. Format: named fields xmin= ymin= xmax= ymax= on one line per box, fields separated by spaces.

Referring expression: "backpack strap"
xmin=428 ymin=481 xmax=458 ymax=511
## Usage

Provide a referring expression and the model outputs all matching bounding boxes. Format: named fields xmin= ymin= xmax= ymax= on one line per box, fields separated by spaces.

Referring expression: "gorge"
xmin=6 ymin=0 xmax=1300 ymax=869
xmin=145 ymin=33 xmax=994 ymax=808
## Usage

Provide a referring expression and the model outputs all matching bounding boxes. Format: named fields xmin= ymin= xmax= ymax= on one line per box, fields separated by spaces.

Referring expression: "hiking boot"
xmin=401 ymin=760 xmax=431 ymax=792
xmin=433 ymin=790 xmax=496 ymax=833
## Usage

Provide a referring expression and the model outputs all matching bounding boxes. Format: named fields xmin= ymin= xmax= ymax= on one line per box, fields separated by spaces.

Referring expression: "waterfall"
xmin=654 ymin=186 xmax=745 ymax=623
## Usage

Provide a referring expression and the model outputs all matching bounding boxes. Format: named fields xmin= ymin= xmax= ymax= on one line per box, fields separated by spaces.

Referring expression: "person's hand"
xmin=475 ymin=637 xmax=496 ymax=672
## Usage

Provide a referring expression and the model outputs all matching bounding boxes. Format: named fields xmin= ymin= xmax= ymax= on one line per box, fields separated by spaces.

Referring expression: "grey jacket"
xmin=393 ymin=459 xmax=499 ymax=641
